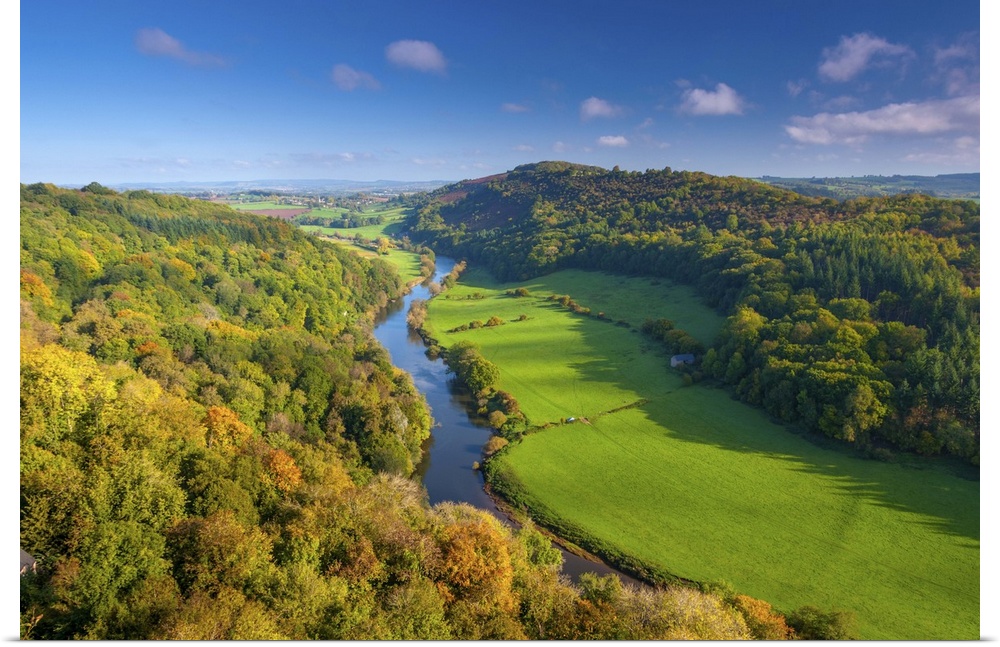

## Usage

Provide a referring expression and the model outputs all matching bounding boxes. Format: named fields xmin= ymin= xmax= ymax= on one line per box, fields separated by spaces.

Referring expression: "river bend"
xmin=373 ymin=257 xmax=634 ymax=584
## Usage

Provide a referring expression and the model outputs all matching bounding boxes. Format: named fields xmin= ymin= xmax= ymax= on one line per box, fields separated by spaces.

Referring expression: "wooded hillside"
xmin=20 ymin=183 xmax=799 ymax=640
xmin=407 ymin=162 xmax=980 ymax=463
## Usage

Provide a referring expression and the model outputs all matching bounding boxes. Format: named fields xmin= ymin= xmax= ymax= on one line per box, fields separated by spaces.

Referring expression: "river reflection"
xmin=373 ymin=257 xmax=636 ymax=585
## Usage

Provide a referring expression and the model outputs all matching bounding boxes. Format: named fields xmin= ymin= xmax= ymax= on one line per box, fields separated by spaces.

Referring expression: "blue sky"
xmin=18 ymin=0 xmax=983 ymax=184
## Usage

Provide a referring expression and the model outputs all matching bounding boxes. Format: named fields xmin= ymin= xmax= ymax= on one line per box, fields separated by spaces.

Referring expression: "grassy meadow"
xmin=425 ymin=267 xmax=980 ymax=640
xmin=320 ymin=239 xmax=425 ymax=285
xmin=226 ymin=200 xmax=305 ymax=211
xmin=298 ymin=207 xmax=424 ymax=284
xmin=297 ymin=205 xmax=410 ymax=241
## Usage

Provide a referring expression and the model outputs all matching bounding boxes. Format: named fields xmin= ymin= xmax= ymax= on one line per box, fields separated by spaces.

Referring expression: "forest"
xmin=20 ymin=182 xmax=821 ymax=640
xmin=406 ymin=161 xmax=980 ymax=464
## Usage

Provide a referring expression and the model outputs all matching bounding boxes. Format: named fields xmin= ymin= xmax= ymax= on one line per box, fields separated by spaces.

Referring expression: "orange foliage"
xmin=733 ymin=594 xmax=795 ymax=640
xmin=264 ymin=449 xmax=303 ymax=493
xmin=134 ymin=341 xmax=163 ymax=357
xmin=203 ymin=405 xmax=253 ymax=450
xmin=20 ymin=270 xmax=53 ymax=306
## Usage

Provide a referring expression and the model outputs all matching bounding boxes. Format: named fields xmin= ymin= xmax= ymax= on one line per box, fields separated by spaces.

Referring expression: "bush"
xmin=786 ymin=605 xmax=858 ymax=640
xmin=483 ymin=435 xmax=509 ymax=456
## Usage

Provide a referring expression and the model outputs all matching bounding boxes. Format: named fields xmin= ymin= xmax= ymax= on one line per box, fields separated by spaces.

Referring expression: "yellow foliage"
xmin=166 ymin=258 xmax=197 ymax=282
xmin=20 ymin=343 xmax=116 ymax=443
xmin=207 ymin=319 xmax=259 ymax=340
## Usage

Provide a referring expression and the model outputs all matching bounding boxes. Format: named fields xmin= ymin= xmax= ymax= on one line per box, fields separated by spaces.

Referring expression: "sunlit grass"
xmin=427 ymin=266 xmax=979 ymax=640
xmin=321 ymin=239 xmax=424 ymax=284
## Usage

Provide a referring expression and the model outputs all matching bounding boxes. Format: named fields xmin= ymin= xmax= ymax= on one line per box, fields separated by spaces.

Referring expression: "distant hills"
xmin=754 ymin=173 xmax=979 ymax=200
xmin=105 ymin=177 xmax=454 ymax=196
xmin=88 ymin=170 xmax=979 ymax=202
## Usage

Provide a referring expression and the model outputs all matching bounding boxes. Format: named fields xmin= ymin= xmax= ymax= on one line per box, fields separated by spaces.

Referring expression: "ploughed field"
xmin=423 ymin=267 xmax=979 ymax=640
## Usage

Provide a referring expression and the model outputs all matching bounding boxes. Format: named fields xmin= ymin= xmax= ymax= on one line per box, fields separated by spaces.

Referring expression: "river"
xmin=372 ymin=257 xmax=637 ymax=584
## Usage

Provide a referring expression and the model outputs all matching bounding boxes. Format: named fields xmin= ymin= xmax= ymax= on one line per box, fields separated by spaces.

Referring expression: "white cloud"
xmin=580 ymin=97 xmax=624 ymax=120
xmin=553 ymin=141 xmax=568 ymax=153
xmin=818 ymin=33 xmax=913 ymax=82
xmin=785 ymin=95 xmax=979 ymax=145
xmin=597 ymin=135 xmax=629 ymax=147
xmin=678 ymin=83 xmax=745 ymax=116
xmin=135 ymin=28 xmax=227 ymax=67
xmin=501 ymin=102 xmax=530 ymax=113
xmin=385 ymin=40 xmax=447 ymax=73
xmin=514 ymin=144 xmax=535 ymax=152
xmin=331 ymin=64 xmax=380 ymax=91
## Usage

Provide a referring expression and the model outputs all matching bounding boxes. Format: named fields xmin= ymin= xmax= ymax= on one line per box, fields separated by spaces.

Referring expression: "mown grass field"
xmin=425 ymin=267 xmax=980 ymax=640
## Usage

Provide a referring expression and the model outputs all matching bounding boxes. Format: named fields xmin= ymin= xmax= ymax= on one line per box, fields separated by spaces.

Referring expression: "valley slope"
xmin=404 ymin=162 xmax=980 ymax=639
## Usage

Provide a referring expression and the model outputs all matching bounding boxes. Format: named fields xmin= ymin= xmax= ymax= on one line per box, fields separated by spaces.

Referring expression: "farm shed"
xmin=670 ymin=354 xmax=696 ymax=368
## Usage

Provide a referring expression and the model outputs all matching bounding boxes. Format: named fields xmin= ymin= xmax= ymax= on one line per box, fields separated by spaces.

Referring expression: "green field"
xmin=320 ymin=238 xmax=425 ymax=285
xmin=302 ymin=206 xmax=351 ymax=218
xmin=298 ymin=206 xmax=409 ymax=241
xmin=226 ymin=200 xmax=305 ymax=211
xmin=426 ymin=267 xmax=980 ymax=640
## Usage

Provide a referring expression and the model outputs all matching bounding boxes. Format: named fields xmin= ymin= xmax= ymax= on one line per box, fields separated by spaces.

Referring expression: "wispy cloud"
xmin=818 ymin=32 xmax=913 ymax=82
xmin=553 ymin=141 xmax=568 ymax=153
xmin=678 ymin=83 xmax=745 ymax=116
xmin=117 ymin=156 xmax=199 ymax=175
xmin=902 ymin=135 xmax=979 ymax=166
xmin=135 ymin=28 xmax=227 ymax=67
xmin=580 ymin=97 xmax=624 ymax=121
xmin=786 ymin=80 xmax=807 ymax=97
xmin=289 ymin=151 xmax=375 ymax=165
xmin=513 ymin=144 xmax=535 ymax=152
xmin=501 ymin=102 xmax=530 ymax=113
xmin=331 ymin=64 xmax=381 ymax=91
xmin=411 ymin=156 xmax=448 ymax=166
xmin=385 ymin=40 xmax=447 ymax=73
xmin=932 ymin=33 xmax=979 ymax=97
xmin=785 ymin=95 xmax=979 ymax=145
xmin=597 ymin=135 xmax=629 ymax=147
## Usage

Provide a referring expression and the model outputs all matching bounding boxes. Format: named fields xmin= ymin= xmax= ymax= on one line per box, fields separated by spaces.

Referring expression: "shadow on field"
xmin=563 ymin=308 xmax=979 ymax=546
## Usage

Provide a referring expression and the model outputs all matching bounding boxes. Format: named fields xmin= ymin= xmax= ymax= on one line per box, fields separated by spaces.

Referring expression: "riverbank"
xmin=371 ymin=256 xmax=638 ymax=586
